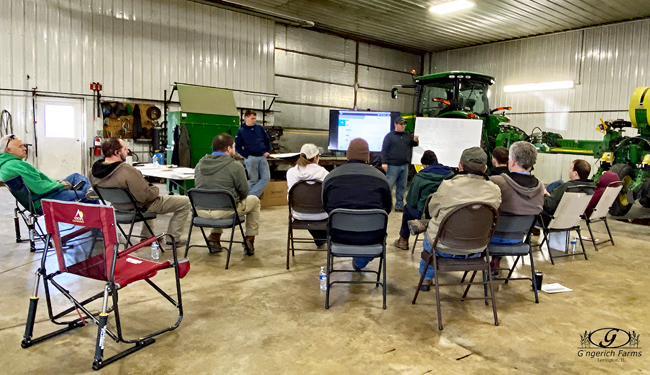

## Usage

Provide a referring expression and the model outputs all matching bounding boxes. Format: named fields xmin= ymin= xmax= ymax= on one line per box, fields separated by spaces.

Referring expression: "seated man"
xmin=489 ymin=146 xmax=509 ymax=176
xmin=393 ymin=150 xmax=452 ymax=250
xmin=542 ymin=159 xmax=596 ymax=220
xmin=419 ymin=147 xmax=502 ymax=291
xmin=322 ymin=138 xmax=392 ymax=271
xmin=489 ymin=141 xmax=544 ymax=272
xmin=0 ymin=134 xmax=95 ymax=209
xmin=194 ymin=134 xmax=261 ymax=255
xmin=91 ymin=138 xmax=191 ymax=245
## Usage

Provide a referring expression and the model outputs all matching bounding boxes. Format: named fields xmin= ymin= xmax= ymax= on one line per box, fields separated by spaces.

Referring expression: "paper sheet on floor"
xmin=541 ymin=283 xmax=572 ymax=294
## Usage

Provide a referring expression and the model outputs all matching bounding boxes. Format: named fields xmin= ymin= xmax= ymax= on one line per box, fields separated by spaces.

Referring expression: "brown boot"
xmin=244 ymin=236 xmax=255 ymax=256
xmin=393 ymin=237 xmax=409 ymax=250
xmin=207 ymin=233 xmax=224 ymax=254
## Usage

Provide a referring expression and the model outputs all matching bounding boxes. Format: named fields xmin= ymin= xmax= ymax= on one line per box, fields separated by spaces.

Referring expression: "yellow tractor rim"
xmin=619 ymin=175 xmax=633 ymax=206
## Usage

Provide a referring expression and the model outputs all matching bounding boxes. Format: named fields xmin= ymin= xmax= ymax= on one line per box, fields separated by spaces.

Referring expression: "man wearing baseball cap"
xmin=380 ymin=116 xmax=419 ymax=212
xmin=322 ymin=138 xmax=392 ymax=271
xmin=418 ymin=147 xmax=502 ymax=291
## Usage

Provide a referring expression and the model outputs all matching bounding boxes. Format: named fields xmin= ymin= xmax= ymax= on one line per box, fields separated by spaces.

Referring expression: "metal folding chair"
xmin=184 ymin=189 xmax=249 ymax=269
xmin=411 ymin=194 xmax=434 ymax=253
xmin=325 ymin=208 xmax=388 ymax=309
xmin=412 ymin=203 xmax=499 ymax=330
xmin=583 ymin=182 xmax=622 ymax=251
xmin=21 ymin=200 xmax=189 ymax=371
xmin=537 ymin=191 xmax=592 ymax=265
xmin=286 ymin=180 xmax=328 ymax=269
xmin=93 ymin=185 xmax=158 ymax=248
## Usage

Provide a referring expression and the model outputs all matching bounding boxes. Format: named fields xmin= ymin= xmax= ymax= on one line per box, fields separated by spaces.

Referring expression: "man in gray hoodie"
xmin=194 ymin=133 xmax=261 ymax=255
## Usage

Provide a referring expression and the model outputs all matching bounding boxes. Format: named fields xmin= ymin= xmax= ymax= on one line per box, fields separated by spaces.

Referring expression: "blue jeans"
xmin=545 ymin=180 xmax=564 ymax=193
xmin=244 ymin=156 xmax=270 ymax=198
xmin=49 ymin=173 xmax=97 ymax=203
xmin=419 ymin=236 xmax=481 ymax=280
xmin=353 ymin=257 xmax=373 ymax=269
xmin=386 ymin=164 xmax=408 ymax=209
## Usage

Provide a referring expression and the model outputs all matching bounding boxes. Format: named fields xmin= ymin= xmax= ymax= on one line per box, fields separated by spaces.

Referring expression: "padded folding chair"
xmin=537 ymin=192 xmax=592 ymax=265
xmin=411 ymin=194 xmax=434 ymax=253
xmin=412 ymin=203 xmax=499 ymax=330
xmin=286 ymin=180 xmax=328 ymax=269
xmin=21 ymin=200 xmax=189 ymax=371
xmin=480 ymin=214 xmax=539 ymax=303
xmin=583 ymin=182 xmax=622 ymax=251
xmin=93 ymin=185 xmax=158 ymax=248
xmin=184 ymin=189 xmax=249 ymax=269
xmin=325 ymin=208 xmax=388 ymax=309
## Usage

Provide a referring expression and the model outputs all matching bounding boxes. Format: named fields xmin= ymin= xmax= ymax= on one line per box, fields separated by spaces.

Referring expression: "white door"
xmin=34 ymin=98 xmax=85 ymax=180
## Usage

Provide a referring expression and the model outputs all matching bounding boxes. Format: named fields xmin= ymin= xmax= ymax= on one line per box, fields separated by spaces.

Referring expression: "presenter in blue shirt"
xmin=381 ymin=117 xmax=419 ymax=212
xmin=235 ymin=110 xmax=272 ymax=197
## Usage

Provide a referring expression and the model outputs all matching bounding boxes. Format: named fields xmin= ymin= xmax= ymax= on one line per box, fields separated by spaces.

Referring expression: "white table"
xmin=134 ymin=164 xmax=194 ymax=194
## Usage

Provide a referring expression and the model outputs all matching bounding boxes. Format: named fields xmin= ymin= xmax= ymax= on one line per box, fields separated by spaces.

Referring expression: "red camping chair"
xmin=21 ymin=199 xmax=190 ymax=371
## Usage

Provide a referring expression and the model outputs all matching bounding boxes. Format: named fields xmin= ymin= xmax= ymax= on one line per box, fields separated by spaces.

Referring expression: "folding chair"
xmin=411 ymin=194 xmax=434 ymax=253
xmin=583 ymin=182 xmax=622 ymax=251
xmin=21 ymin=200 xmax=189 ymax=371
xmin=481 ymin=214 xmax=539 ymax=303
xmin=537 ymin=192 xmax=592 ymax=265
xmin=325 ymin=208 xmax=388 ymax=309
xmin=184 ymin=189 xmax=249 ymax=269
xmin=93 ymin=185 xmax=158 ymax=247
xmin=412 ymin=203 xmax=499 ymax=330
xmin=286 ymin=180 xmax=328 ymax=269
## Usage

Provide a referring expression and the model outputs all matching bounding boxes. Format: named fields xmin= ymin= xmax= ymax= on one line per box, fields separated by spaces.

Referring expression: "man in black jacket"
xmin=322 ymin=138 xmax=392 ymax=270
xmin=542 ymin=159 xmax=596 ymax=218
xmin=381 ymin=117 xmax=419 ymax=212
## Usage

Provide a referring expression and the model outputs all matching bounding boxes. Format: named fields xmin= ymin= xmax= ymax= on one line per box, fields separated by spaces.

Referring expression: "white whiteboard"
xmin=411 ymin=117 xmax=483 ymax=167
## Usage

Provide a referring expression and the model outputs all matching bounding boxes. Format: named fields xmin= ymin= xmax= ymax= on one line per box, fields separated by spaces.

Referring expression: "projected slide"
xmin=337 ymin=111 xmax=391 ymax=152
xmin=412 ymin=117 xmax=483 ymax=167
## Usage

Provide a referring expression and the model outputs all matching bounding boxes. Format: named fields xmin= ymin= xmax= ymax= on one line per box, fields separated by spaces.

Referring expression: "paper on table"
xmin=541 ymin=283 xmax=573 ymax=294
xmin=270 ymin=153 xmax=300 ymax=158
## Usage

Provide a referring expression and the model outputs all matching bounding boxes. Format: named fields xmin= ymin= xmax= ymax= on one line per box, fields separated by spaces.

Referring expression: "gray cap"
xmin=461 ymin=147 xmax=487 ymax=169
xmin=395 ymin=116 xmax=406 ymax=124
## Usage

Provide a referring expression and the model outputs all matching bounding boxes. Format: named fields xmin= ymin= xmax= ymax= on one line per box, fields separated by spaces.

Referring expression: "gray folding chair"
xmin=184 ymin=189 xmax=248 ymax=269
xmin=286 ymin=180 xmax=328 ymax=269
xmin=583 ymin=182 xmax=622 ymax=251
xmin=412 ymin=202 xmax=499 ymax=330
xmin=93 ymin=186 xmax=158 ymax=248
xmin=482 ymin=214 xmax=539 ymax=303
xmin=325 ymin=208 xmax=388 ymax=310
xmin=411 ymin=193 xmax=434 ymax=254
xmin=537 ymin=191 xmax=592 ymax=265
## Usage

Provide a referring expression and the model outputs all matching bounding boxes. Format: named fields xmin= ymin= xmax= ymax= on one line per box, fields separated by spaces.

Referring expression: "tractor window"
xmin=419 ymin=81 xmax=455 ymax=117
xmin=458 ymin=81 xmax=490 ymax=116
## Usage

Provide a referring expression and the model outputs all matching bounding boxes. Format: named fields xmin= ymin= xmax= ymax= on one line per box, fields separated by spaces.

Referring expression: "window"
xmin=419 ymin=80 xmax=455 ymax=117
xmin=458 ymin=80 xmax=490 ymax=116
xmin=45 ymin=104 xmax=75 ymax=138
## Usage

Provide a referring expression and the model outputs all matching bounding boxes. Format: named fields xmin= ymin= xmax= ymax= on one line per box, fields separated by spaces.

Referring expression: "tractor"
xmin=391 ymin=71 xmax=650 ymax=216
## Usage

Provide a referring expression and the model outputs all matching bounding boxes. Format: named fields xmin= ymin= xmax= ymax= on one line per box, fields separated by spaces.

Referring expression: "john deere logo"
xmin=72 ymin=210 xmax=84 ymax=224
xmin=578 ymin=328 xmax=641 ymax=362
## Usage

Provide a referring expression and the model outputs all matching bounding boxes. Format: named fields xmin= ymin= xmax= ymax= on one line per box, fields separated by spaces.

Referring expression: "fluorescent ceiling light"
xmin=503 ymin=80 xmax=574 ymax=93
xmin=429 ymin=0 xmax=475 ymax=14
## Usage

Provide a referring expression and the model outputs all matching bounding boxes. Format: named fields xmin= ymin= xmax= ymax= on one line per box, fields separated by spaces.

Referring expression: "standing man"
xmin=91 ymin=138 xmax=191 ymax=245
xmin=381 ymin=117 xmax=419 ymax=212
xmin=194 ymin=134 xmax=261 ymax=255
xmin=235 ymin=110 xmax=271 ymax=198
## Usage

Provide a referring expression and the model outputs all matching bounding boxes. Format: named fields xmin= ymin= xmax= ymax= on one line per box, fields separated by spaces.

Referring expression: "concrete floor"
xmin=0 ymin=185 xmax=648 ymax=374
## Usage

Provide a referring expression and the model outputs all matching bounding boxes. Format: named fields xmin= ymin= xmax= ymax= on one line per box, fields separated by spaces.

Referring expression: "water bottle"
xmin=152 ymin=152 xmax=163 ymax=167
xmin=151 ymin=242 xmax=160 ymax=260
xmin=570 ymin=236 xmax=577 ymax=254
xmin=319 ymin=267 xmax=327 ymax=291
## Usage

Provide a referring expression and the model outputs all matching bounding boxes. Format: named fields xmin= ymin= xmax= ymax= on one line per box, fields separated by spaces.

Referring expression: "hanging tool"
xmin=1 ymin=109 xmax=12 ymax=136
xmin=32 ymin=88 xmax=38 ymax=158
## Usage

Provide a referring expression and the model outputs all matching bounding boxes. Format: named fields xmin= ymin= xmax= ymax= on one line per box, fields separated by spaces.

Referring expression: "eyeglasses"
xmin=5 ymin=134 xmax=16 ymax=150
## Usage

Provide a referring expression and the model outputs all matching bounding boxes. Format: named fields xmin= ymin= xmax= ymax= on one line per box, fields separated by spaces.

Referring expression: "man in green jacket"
xmin=0 ymin=134 xmax=95 ymax=210
xmin=393 ymin=150 xmax=453 ymax=250
xmin=194 ymin=133 xmax=261 ymax=255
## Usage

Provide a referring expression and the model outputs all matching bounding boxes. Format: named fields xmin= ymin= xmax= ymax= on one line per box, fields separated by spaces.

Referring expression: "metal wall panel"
xmin=430 ymin=18 xmax=650 ymax=183
xmin=0 ymin=0 xmax=275 ymax=168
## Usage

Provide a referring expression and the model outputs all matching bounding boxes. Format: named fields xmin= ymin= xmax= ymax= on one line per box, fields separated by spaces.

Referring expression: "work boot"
xmin=244 ymin=236 xmax=255 ymax=256
xmin=207 ymin=233 xmax=224 ymax=254
xmin=393 ymin=237 xmax=409 ymax=250
xmin=490 ymin=257 xmax=501 ymax=277
xmin=408 ymin=219 xmax=429 ymax=236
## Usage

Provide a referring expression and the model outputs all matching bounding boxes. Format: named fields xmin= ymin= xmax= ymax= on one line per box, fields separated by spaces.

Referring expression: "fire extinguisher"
xmin=94 ymin=136 xmax=103 ymax=156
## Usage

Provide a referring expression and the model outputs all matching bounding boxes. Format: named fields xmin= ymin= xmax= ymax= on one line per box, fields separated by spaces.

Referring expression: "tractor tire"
xmin=638 ymin=179 xmax=650 ymax=208
xmin=608 ymin=163 xmax=635 ymax=216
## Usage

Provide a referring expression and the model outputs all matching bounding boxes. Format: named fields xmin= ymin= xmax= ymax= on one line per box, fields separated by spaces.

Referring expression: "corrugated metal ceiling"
xmin=205 ymin=0 xmax=650 ymax=52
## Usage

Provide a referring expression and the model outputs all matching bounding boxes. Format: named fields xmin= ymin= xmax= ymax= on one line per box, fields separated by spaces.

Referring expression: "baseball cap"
xmin=460 ymin=147 xmax=488 ymax=169
xmin=395 ymin=116 xmax=406 ymax=124
xmin=300 ymin=143 xmax=320 ymax=159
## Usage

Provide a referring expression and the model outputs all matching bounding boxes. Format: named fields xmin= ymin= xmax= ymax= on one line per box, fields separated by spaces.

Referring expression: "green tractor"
xmin=391 ymin=71 xmax=650 ymax=216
